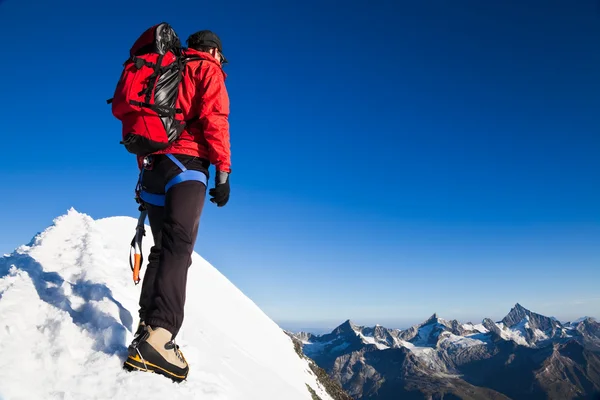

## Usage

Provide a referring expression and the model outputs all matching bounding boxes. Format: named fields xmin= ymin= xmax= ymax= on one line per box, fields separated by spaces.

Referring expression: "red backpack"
xmin=108 ymin=23 xmax=199 ymax=156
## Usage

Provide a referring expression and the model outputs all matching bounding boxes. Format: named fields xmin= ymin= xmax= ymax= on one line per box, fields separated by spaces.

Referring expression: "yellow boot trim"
xmin=125 ymin=354 xmax=187 ymax=380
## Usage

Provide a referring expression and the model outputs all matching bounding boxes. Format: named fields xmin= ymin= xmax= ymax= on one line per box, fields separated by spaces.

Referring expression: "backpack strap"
xmin=138 ymin=154 xmax=207 ymax=207
xmin=128 ymin=100 xmax=182 ymax=117
xmin=140 ymin=53 xmax=165 ymax=103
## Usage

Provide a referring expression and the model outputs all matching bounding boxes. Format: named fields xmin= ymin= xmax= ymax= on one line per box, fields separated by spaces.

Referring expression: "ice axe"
xmin=129 ymin=209 xmax=147 ymax=285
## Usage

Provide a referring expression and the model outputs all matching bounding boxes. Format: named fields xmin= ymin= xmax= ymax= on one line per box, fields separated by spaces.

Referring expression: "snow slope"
xmin=0 ymin=209 xmax=333 ymax=400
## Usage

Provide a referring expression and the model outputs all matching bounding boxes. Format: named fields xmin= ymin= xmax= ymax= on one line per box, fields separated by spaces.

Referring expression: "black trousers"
xmin=137 ymin=154 xmax=209 ymax=339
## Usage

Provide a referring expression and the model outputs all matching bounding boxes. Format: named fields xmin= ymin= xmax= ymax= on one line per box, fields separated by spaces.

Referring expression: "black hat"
xmin=187 ymin=30 xmax=228 ymax=64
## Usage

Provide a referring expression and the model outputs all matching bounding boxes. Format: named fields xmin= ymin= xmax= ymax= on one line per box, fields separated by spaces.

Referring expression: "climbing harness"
xmin=127 ymin=154 xmax=207 ymax=284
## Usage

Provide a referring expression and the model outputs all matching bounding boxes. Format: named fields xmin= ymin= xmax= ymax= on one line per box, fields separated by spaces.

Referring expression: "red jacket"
xmin=138 ymin=49 xmax=231 ymax=173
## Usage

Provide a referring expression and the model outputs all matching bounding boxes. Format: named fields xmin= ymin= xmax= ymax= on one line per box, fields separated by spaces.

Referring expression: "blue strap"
xmin=165 ymin=170 xmax=207 ymax=192
xmin=166 ymin=153 xmax=187 ymax=172
xmin=138 ymin=155 xmax=208 ymax=207
xmin=140 ymin=190 xmax=166 ymax=207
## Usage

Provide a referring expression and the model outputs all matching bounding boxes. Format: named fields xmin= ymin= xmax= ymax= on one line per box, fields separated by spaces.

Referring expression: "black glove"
xmin=209 ymin=170 xmax=230 ymax=207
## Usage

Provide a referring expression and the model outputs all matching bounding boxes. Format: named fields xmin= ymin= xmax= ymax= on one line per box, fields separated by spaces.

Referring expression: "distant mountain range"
xmin=288 ymin=304 xmax=600 ymax=400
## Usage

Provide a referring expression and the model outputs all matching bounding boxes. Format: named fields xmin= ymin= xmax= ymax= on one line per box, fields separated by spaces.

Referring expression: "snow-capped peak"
xmin=502 ymin=303 xmax=561 ymax=331
xmin=0 ymin=209 xmax=334 ymax=400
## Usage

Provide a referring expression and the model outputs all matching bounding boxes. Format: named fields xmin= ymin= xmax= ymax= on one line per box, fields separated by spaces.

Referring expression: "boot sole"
xmin=123 ymin=345 xmax=188 ymax=383
xmin=124 ymin=353 xmax=188 ymax=382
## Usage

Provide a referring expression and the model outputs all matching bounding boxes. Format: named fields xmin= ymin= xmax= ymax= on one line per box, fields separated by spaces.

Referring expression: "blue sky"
xmin=0 ymin=0 xmax=598 ymax=333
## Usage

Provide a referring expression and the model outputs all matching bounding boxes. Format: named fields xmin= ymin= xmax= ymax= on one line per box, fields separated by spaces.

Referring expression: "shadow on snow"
xmin=0 ymin=252 xmax=133 ymax=359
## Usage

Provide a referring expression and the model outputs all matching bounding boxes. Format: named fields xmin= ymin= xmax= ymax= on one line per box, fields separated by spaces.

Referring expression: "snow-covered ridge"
xmin=0 ymin=208 xmax=334 ymax=400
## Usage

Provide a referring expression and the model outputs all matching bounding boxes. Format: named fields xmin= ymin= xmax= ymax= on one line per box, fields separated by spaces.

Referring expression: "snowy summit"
xmin=0 ymin=208 xmax=334 ymax=400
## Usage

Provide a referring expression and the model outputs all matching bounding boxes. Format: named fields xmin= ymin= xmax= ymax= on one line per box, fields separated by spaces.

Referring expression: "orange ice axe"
xmin=129 ymin=209 xmax=148 ymax=285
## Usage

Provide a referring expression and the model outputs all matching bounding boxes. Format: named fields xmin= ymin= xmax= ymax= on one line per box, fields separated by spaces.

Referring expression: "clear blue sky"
xmin=1 ymin=0 xmax=598 ymax=333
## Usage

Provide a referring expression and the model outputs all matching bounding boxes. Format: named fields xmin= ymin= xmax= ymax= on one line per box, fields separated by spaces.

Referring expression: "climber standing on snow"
xmin=110 ymin=25 xmax=231 ymax=382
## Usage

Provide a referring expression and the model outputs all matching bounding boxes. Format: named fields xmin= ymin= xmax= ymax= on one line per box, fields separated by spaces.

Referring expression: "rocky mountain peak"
xmin=332 ymin=319 xmax=359 ymax=336
xmin=502 ymin=303 xmax=529 ymax=327
xmin=422 ymin=313 xmax=440 ymax=326
xmin=502 ymin=303 xmax=561 ymax=332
